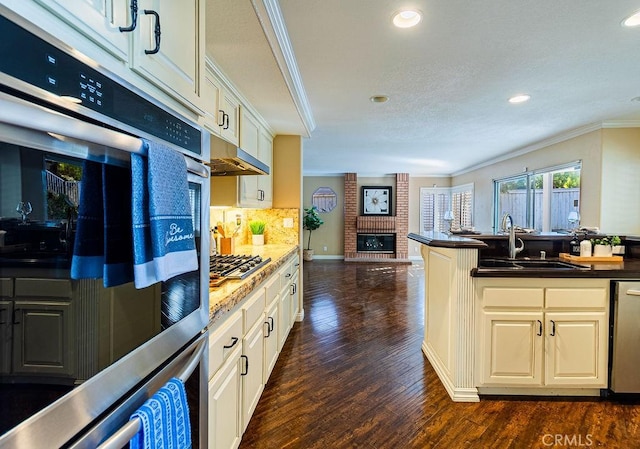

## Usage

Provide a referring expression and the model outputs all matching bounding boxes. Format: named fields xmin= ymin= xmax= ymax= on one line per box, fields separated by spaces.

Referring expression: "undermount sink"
xmin=478 ymin=258 xmax=589 ymax=270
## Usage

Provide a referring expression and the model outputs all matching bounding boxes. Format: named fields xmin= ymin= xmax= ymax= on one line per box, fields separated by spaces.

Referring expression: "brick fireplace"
xmin=344 ymin=173 xmax=409 ymax=262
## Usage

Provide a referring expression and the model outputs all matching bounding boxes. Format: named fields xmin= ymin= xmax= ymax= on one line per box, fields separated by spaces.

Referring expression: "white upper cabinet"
xmin=219 ymin=84 xmax=240 ymax=146
xmin=131 ymin=0 xmax=204 ymax=112
xmin=240 ymin=107 xmax=260 ymax=158
xmin=33 ymin=0 xmax=131 ymax=61
xmin=239 ymin=109 xmax=273 ymax=208
xmin=203 ymin=64 xmax=240 ymax=145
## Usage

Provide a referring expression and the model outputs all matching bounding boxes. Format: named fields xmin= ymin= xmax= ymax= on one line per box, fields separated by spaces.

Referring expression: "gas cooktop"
xmin=209 ymin=254 xmax=271 ymax=280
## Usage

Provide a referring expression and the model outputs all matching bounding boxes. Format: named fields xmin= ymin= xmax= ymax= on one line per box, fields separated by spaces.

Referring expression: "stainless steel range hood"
xmin=208 ymin=134 xmax=269 ymax=176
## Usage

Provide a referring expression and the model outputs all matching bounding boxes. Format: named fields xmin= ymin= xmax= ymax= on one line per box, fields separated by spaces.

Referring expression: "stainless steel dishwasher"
xmin=610 ymin=281 xmax=640 ymax=393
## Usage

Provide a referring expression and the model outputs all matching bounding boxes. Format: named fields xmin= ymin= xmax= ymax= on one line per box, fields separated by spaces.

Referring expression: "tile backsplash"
xmin=210 ymin=207 xmax=299 ymax=246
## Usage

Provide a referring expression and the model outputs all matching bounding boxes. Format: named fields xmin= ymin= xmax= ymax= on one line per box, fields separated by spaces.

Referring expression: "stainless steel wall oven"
xmin=0 ymin=9 xmax=209 ymax=448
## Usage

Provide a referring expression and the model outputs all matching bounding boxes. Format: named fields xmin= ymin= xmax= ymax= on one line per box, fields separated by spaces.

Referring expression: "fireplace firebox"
xmin=356 ymin=233 xmax=395 ymax=253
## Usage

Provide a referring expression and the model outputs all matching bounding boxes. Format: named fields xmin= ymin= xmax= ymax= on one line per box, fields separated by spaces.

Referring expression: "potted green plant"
xmin=303 ymin=206 xmax=324 ymax=260
xmin=249 ymin=220 xmax=266 ymax=246
xmin=590 ymin=235 xmax=621 ymax=257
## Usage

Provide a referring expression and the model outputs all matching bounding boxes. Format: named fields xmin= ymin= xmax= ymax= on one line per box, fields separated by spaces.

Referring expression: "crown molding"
xmin=602 ymin=118 xmax=640 ymax=128
xmin=251 ymin=0 xmax=316 ymax=137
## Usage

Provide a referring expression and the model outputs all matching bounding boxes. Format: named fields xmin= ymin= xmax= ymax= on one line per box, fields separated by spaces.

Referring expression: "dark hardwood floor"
xmin=239 ymin=260 xmax=640 ymax=449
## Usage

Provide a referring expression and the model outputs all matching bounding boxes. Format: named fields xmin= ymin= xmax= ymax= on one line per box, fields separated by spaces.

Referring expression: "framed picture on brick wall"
xmin=362 ymin=186 xmax=392 ymax=216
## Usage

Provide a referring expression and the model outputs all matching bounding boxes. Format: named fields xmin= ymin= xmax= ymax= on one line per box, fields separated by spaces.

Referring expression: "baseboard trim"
xmin=422 ymin=341 xmax=480 ymax=402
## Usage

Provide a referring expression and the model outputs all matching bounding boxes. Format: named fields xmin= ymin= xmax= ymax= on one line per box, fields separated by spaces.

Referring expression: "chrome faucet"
xmin=501 ymin=213 xmax=524 ymax=259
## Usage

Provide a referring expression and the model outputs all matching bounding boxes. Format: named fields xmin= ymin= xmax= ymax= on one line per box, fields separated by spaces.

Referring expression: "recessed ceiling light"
xmin=508 ymin=94 xmax=531 ymax=104
xmin=622 ymin=10 xmax=640 ymax=27
xmin=392 ymin=10 xmax=422 ymax=28
xmin=370 ymin=95 xmax=389 ymax=103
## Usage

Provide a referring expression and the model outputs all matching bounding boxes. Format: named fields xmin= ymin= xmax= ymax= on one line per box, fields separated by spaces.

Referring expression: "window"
xmin=494 ymin=161 xmax=581 ymax=232
xmin=420 ymin=183 xmax=474 ymax=233
xmin=44 ymin=157 xmax=82 ymax=221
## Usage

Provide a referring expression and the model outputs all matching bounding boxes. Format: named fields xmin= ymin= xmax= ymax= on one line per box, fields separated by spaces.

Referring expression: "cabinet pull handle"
xmin=218 ymin=110 xmax=225 ymax=127
xmin=143 ymin=10 xmax=161 ymax=55
xmin=119 ymin=0 xmax=138 ymax=32
xmin=550 ymin=320 xmax=556 ymax=336
xmin=222 ymin=112 xmax=230 ymax=130
xmin=537 ymin=320 xmax=542 ymax=336
xmin=12 ymin=308 xmax=20 ymax=325
xmin=223 ymin=336 xmax=238 ymax=349
xmin=626 ymin=289 xmax=640 ymax=296
xmin=285 ymin=273 xmax=291 ymax=278
xmin=268 ymin=316 xmax=274 ymax=332
xmin=264 ymin=321 xmax=271 ymax=338
xmin=240 ymin=355 xmax=249 ymax=376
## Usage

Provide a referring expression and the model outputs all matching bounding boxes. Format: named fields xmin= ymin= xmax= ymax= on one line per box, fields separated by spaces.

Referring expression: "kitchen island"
xmin=408 ymin=231 xmax=640 ymax=402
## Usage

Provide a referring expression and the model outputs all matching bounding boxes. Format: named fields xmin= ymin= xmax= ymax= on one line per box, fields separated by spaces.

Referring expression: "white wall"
xmin=600 ymin=128 xmax=640 ymax=234
xmin=453 ymin=130 xmax=603 ymax=231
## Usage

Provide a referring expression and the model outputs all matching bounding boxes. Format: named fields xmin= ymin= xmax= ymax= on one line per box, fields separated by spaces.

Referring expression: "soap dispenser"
xmin=580 ymin=239 xmax=592 ymax=258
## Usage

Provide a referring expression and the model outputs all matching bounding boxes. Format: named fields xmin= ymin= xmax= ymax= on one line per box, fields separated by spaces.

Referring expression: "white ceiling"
xmin=206 ymin=0 xmax=640 ymax=176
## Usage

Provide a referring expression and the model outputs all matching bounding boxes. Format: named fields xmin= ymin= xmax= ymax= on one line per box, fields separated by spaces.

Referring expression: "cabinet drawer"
xmin=482 ymin=288 xmax=544 ymax=308
xmin=545 ymin=288 xmax=606 ymax=309
xmin=0 ymin=278 xmax=13 ymax=297
xmin=279 ymin=264 xmax=293 ymax=287
xmin=264 ymin=274 xmax=280 ymax=305
xmin=208 ymin=311 xmax=242 ymax=379
xmin=242 ymin=288 xmax=266 ymax=333
xmin=15 ymin=278 xmax=71 ymax=298
xmin=291 ymin=254 xmax=300 ymax=271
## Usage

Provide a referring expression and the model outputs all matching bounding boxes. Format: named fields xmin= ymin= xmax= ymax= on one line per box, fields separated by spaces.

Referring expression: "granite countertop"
xmin=208 ymin=244 xmax=299 ymax=327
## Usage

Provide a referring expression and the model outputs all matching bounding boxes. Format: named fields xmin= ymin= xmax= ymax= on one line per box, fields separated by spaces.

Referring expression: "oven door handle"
xmin=0 ymin=92 xmax=208 ymax=178
xmin=95 ymin=337 xmax=206 ymax=449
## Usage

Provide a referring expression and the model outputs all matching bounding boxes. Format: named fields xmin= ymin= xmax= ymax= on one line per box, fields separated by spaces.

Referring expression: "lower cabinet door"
xmin=278 ymin=287 xmax=291 ymax=352
xmin=290 ymin=271 xmax=299 ymax=326
xmin=263 ymin=299 xmax=279 ymax=381
xmin=545 ymin=312 xmax=608 ymax=387
xmin=480 ymin=311 xmax=543 ymax=385
xmin=0 ymin=300 xmax=13 ymax=375
xmin=241 ymin=316 xmax=265 ymax=432
xmin=208 ymin=346 xmax=242 ymax=449
xmin=12 ymin=300 xmax=74 ymax=377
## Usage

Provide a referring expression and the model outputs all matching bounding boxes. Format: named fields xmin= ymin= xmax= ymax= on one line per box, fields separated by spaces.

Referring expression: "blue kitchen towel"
xmin=102 ymin=163 xmax=134 ymax=287
xmin=129 ymin=377 xmax=191 ymax=449
xmin=71 ymin=160 xmax=104 ymax=279
xmin=132 ymin=140 xmax=198 ymax=289
xmin=71 ymin=161 xmax=134 ymax=287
